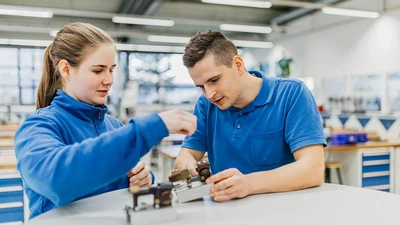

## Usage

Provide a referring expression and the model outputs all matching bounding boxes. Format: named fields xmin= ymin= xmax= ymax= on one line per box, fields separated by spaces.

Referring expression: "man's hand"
xmin=174 ymin=148 xmax=205 ymax=177
xmin=185 ymin=163 xmax=199 ymax=177
xmin=126 ymin=161 xmax=152 ymax=188
xmin=206 ymin=168 xmax=251 ymax=202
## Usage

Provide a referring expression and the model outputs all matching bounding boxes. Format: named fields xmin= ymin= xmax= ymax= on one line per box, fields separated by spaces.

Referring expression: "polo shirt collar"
xmin=248 ymin=70 xmax=275 ymax=107
xmin=228 ymin=70 xmax=275 ymax=112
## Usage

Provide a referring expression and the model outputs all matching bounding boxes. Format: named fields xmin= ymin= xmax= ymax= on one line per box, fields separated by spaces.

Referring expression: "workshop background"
xmin=0 ymin=0 xmax=400 ymax=223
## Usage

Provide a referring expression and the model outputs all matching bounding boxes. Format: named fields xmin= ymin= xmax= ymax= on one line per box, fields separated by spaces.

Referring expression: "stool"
xmin=325 ymin=162 xmax=343 ymax=184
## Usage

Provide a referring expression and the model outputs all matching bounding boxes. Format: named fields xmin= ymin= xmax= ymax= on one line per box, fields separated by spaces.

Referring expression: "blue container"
xmin=330 ymin=133 xmax=368 ymax=146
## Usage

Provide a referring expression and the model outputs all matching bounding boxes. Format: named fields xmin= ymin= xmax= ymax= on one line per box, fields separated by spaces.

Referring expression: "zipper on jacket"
xmin=98 ymin=109 xmax=103 ymax=119
xmin=93 ymin=108 xmax=103 ymax=136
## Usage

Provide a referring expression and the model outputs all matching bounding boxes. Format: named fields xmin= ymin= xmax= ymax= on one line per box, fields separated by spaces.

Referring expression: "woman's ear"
xmin=58 ymin=60 xmax=71 ymax=81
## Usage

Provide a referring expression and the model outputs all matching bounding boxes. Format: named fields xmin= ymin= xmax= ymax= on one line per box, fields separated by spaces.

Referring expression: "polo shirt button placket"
xmin=237 ymin=124 xmax=241 ymax=129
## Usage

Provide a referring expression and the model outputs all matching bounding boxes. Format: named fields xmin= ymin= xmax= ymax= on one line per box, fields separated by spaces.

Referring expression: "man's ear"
xmin=233 ymin=55 xmax=245 ymax=74
xmin=58 ymin=59 xmax=71 ymax=81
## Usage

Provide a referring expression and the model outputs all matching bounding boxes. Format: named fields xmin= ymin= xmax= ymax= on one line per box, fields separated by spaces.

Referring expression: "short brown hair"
xmin=36 ymin=22 xmax=115 ymax=109
xmin=183 ymin=31 xmax=238 ymax=68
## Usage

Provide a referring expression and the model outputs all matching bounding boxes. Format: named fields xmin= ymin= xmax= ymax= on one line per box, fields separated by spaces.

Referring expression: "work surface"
xmin=327 ymin=140 xmax=400 ymax=151
xmin=26 ymin=183 xmax=400 ymax=225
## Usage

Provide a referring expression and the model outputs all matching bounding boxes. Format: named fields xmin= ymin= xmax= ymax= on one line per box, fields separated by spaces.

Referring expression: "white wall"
xmin=269 ymin=0 xmax=400 ymax=104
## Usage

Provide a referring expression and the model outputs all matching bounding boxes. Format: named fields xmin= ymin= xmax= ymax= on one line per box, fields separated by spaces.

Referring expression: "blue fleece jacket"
xmin=14 ymin=90 xmax=168 ymax=219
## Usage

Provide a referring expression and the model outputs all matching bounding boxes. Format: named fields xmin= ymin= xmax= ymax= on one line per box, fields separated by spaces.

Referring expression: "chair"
xmin=325 ymin=162 xmax=343 ymax=184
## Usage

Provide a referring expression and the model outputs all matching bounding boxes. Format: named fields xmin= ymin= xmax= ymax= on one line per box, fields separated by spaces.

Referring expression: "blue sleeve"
xmin=14 ymin=113 xmax=168 ymax=207
xmin=284 ymin=82 xmax=327 ymax=152
xmin=116 ymin=176 xmax=129 ymax=189
xmin=181 ymin=96 xmax=208 ymax=152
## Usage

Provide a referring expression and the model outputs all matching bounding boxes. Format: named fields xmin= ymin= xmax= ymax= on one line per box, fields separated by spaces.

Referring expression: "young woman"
xmin=14 ymin=22 xmax=196 ymax=219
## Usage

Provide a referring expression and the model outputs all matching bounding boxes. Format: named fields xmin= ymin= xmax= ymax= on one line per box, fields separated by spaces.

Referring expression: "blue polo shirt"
xmin=182 ymin=70 xmax=326 ymax=175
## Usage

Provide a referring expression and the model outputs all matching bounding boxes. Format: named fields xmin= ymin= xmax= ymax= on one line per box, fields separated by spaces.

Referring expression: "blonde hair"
xmin=36 ymin=22 xmax=115 ymax=109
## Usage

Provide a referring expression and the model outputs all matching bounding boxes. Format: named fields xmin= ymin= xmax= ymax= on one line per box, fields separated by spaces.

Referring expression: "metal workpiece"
xmin=196 ymin=159 xmax=211 ymax=182
xmin=170 ymin=159 xmax=213 ymax=203
xmin=125 ymin=182 xmax=177 ymax=225
xmin=174 ymin=178 xmax=213 ymax=203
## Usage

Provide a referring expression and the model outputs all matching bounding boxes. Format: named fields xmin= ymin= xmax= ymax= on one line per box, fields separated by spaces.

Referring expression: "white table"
xmin=25 ymin=184 xmax=400 ymax=225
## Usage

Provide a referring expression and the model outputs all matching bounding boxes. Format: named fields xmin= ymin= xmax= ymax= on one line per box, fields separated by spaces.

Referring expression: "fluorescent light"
xmin=112 ymin=16 xmax=174 ymax=27
xmin=201 ymin=0 xmax=271 ymax=8
xmin=232 ymin=40 xmax=273 ymax=49
xmin=49 ymin=30 xmax=59 ymax=37
xmin=145 ymin=35 xmax=273 ymax=49
xmin=322 ymin=7 xmax=380 ymax=19
xmin=0 ymin=38 xmax=52 ymax=47
xmin=220 ymin=24 xmax=272 ymax=34
xmin=117 ymin=44 xmax=136 ymax=51
xmin=10 ymin=39 xmax=52 ymax=47
xmin=147 ymin=35 xmax=191 ymax=44
xmin=136 ymin=45 xmax=184 ymax=53
xmin=117 ymin=44 xmax=185 ymax=53
xmin=0 ymin=8 xmax=53 ymax=18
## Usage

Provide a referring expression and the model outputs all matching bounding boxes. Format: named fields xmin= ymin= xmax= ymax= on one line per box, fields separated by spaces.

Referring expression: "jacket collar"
xmin=51 ymin=89 xmax=108 ymax=122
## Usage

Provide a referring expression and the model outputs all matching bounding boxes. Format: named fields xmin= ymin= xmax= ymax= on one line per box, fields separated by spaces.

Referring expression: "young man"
xmin=175 ymin=31 xmax=327 ymax=202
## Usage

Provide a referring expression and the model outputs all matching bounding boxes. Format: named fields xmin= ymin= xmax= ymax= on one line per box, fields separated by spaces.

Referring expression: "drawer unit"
xmin=0 ymin=172 xmax=24 ymax=224
xmin=361 ymin=151 xmax=391 ymax=192
xmin=394 ymin=147 xmax=400 ymax=195
xmin=0 ymin=187 xmax=23 ymax=204
xmin=327 ymin=147 xmax=395 ymax=193
xmin=0 ymin=178 xmax=22 ymax=188
xmin=0 ymin=203 xmax=24 ymax=223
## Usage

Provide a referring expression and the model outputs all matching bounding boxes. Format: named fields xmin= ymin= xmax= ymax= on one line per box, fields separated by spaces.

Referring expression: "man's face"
xmin=188 ymin=54 xmax=243 ymax=110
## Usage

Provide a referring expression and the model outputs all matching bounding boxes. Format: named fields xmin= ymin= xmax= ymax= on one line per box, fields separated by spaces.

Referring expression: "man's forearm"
xmin=174 ymin=148 xmax=203 ymax=170
xmin=246 ymin=157 xmax=324 ymax=195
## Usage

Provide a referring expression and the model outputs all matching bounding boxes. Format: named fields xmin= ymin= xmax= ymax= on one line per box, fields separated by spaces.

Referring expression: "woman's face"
xmin=64 ymin=44 xmax=116 ymax=106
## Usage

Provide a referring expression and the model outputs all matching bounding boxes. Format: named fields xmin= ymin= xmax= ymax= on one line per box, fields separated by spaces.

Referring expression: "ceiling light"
xmin=0 ymin=38 xmax=52 ymax=47
xmin=201 ymin=0 xmax=271 ymax=8
xmin=49 ymin=30 xmax=59 ymax=37
xmin=117 ymin=44 xmax=136 ymax=51
xmin=10 ymin=39 xmax=52 ymax=47
xmin=112 ymin=16 xmax=175 ymax=27
xmin=232 ymin=40 xmax=273 ymax=49
xmin=145 ymin=35 xmax=273 ymax=49
xmin=117 ymin=44 xmax=184 ymax=53
xmin=220 ymin=24 xmax=272 ymax=34
xmin=322 ymin=7 xmax=380 ymax=19
xmin=136 ymin=45 xmax=184 ymax=53
xmin=0 ymin=7 xmax=53 ymax=18
xmin=147 ymin=35 xmax=191 ymax=44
